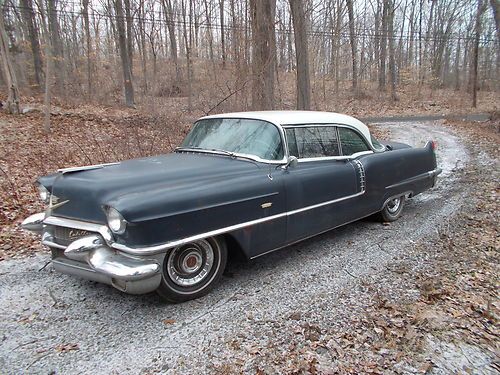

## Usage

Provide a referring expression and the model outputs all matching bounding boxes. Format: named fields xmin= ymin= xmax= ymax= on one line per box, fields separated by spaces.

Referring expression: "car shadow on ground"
xmin=56 ymin=197 xmax=427 ymax=312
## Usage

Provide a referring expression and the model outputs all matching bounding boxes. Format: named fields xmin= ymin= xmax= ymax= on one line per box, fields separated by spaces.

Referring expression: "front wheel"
xmin=156 ymin=236 xmax=227 ymax=303
xmin=379 ymin=195 xmax=405 ymax=222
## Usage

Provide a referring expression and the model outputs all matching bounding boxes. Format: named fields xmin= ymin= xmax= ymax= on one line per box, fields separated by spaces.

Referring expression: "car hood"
xmin=40 ymin=152 xmax=263 ymax=223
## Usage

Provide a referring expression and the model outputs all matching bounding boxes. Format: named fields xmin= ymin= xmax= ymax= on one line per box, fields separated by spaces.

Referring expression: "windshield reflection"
xmin=181 ymin=118 xmax=284 ymax=161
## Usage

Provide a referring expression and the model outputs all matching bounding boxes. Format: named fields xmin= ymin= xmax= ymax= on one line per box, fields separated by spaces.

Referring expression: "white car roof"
xmin=200 ymin=110 xmax=374 ymax=148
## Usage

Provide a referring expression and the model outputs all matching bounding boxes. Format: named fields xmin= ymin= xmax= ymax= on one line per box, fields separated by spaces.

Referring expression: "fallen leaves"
xmin=0 ymin=103 xmax=189 ymax=260
xmin=209 ymin=118 xmax=500 ymax=374
xmin=55 ymin=343 xmax=79 ymax=353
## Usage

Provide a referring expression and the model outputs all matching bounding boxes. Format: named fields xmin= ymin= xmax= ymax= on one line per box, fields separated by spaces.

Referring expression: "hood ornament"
xmin=58 ymin=162 xmax=120 ymax=174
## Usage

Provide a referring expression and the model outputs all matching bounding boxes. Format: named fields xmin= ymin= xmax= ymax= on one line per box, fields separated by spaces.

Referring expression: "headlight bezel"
xmin=105 ymin=206 xmax=127 ymax=234
xmin=38 ymin=184 xmax=50 ymax=204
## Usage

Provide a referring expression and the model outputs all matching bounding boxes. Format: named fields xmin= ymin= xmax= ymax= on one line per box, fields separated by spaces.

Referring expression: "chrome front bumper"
xmin=22 ymin=213 xmax=162 ymax=295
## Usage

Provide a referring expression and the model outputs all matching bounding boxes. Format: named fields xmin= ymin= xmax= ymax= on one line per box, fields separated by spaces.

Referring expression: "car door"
xmin=282 ymin=125 xmax=361 ymax=243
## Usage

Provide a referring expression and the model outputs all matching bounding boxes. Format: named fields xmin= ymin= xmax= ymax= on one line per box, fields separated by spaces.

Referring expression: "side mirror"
xmin=282 ymin=156 xmax=298 ymax=170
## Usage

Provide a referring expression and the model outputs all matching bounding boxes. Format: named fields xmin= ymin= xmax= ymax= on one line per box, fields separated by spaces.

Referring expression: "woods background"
xmin=0 ymin=0 xmax=498 ymax=118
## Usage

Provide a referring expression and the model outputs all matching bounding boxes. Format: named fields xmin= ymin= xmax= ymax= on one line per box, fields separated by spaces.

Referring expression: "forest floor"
xmin=0 ymin=91 xmax=498 ymax=373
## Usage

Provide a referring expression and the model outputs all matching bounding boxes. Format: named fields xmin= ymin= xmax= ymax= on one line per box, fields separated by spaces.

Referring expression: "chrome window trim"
xmin=283 ymin=123 xmax=379 ymax=153
xmin=296 ymin=151 xmax=374 ymax=163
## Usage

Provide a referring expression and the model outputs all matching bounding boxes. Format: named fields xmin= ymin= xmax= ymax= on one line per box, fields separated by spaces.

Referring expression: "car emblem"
xmin=261 ymin=202 xmax=272 ymax=209
xmin=68 ymin=229 xmax=90 ymax=240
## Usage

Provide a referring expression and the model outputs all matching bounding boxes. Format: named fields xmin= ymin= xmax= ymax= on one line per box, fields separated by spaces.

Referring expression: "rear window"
xmin=338 ymin=128 xmax=370 ymax=155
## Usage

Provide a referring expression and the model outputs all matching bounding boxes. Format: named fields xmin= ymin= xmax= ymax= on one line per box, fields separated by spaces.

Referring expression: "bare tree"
xmin=114 ymin=0 xmax=135 ymax=107
xmin=387 ymin=0 xmax=398 ymax=100
xmin=19 ymin=0 xmax=43 ymax=88
xmin=379 ymin=0 xmax=388 ymax=91
xmin=219 ymin=0 xmax=226 ymax=67
xmin=47 ymin=0 xmax=65 ymax=95
xmin=161 ymin=0 xmax=180 ymax=80
xmin=346 ymin=0 xmax=358 ymax=90
xmin=82 ymin=0 xmax=92 ymax=98
xmin=0 ymin=12 xmax=20 ymax=114
xmin=490 ymin=0 xmax=500 ymax=85
xmin=472 ymin=0 xmax=487 ymax=107
xmin=289 ymin=0 xmax=311 ymax=109
xmin=249 ymin=0 xmax=276 ymax=110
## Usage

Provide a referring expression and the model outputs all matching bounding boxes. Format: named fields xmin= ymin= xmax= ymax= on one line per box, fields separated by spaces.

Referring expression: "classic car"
xmin=22 ymin=111 xmax=441 ymax=302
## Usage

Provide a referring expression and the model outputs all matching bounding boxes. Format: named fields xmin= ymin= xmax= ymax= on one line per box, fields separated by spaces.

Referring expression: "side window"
xmin=286 ymin=126 xmax=340 ymax=158
xmin=338 ymin=128 xmax=370 ymax=155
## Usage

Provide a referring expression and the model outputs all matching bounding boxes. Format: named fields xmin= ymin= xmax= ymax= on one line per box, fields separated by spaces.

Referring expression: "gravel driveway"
xmin=0 ymin=121 xmax=473 ymax=374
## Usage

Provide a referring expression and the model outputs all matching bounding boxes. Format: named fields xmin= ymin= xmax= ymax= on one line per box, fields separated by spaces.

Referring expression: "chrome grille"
xmin=53 ymin=226 xmax=93 ymax=246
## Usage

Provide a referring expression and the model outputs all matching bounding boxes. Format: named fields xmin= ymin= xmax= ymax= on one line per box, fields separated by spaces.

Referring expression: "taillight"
xmin=430 ymin=140 xmax=437 ymax=151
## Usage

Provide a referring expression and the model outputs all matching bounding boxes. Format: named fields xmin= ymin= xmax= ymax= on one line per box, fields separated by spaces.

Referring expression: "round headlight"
xmin=38 ymin=184 xmax=50 ymax=203
xmin=106 ymin=207 xmax=127 ymax=234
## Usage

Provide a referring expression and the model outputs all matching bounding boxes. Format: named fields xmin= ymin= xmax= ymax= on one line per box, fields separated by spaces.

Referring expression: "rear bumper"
xmin=22 ymin=214 xmax=163 ymax=295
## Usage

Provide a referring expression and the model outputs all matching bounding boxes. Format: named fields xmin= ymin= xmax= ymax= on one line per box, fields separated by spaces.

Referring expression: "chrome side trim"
xmin=250 ymin=208 xmax=382 ymax=259
xmin=351 ymin=159 xmax=366 ymax=193
xmin=110 ymin=190 xmax=365 ymax=255
xmin=42 ymin=190 xmax=364 ymax=256
xmin=43 ymin=216 xmax=114 ymax=243
xmin=385 ymin=168 xmax=442 ymax=190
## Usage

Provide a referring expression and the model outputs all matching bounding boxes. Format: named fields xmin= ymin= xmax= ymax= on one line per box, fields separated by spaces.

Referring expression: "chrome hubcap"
xmin=387 ymin=197 xmax=401 ymax=214
xmin=166 ymin=240 xmax=214 ymax=287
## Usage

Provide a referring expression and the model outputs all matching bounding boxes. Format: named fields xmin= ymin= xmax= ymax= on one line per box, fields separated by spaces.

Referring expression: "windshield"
xmin=180 ymin=118 xmax=284 ymax=161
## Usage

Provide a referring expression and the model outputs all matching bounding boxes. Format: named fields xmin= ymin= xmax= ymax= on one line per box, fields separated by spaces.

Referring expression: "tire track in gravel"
xmin=0 ymin=121 xmax=474 ymax=374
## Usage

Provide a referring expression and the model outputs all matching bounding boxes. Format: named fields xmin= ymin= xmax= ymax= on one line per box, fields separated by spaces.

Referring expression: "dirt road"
xmin=0 ymin=120 xmax=489 ymax=374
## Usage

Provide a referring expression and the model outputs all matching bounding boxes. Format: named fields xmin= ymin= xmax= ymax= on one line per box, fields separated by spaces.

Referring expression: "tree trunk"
xmin=114 ymin=0 xmax=135 ymax=107
xmin=289 ymin=0 xmax=311 ymax=110
xmin=47 ymin=0 xmax=65 ymax=95
xmin=203 ymin=0 xmax=214 ymax=61
xmin=249 ymin=0 xmax=276 ymax=110
xmin=379 ymin=0 xmax=387 ymax=91
xmin=82 ymin=0 xmax=92 ymax=99
xmin=19 ymin=0 xmax=43 ymax=88
xmin=181 ymin=0 xmax=192 ymax=111
xmin=346 ymin=0 xmax=358 ymax=90
xmin=0 ymin=13 xmax=20 ymax=114
xmin=472 ymin=0 xmax=487 ymax=107
xmin=38 ymin=0 xmax=52 ymax=132
xmin=490 ymin=0 xmax=500 ymax=86
xmin=387 ymin=0 xmax=398 ymax=101
xmin=123 ymin=0 xmax=134 ymax=73
xmin=162 ymin=0 xmax=180 ymax=80
xmin=454 ymin=37 xmax=461 ymax=91
xmin=219 ymin=0 xmax=226 ymax=67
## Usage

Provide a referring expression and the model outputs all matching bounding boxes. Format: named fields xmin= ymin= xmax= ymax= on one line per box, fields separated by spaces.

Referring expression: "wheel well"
xmin=221 ymin=234 xmax=248 ymax=261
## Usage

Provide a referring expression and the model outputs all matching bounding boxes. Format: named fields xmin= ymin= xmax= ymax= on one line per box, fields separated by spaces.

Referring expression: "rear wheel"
xmin=156 ymin=236 xmax=227 ymax=303
xmin=380 ymin=195 xmax=405 ymax=222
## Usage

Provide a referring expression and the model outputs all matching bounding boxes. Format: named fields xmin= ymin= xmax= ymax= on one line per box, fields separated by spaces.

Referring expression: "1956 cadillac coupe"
xmin=22 ymin=111 xmax=441 ymax=302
